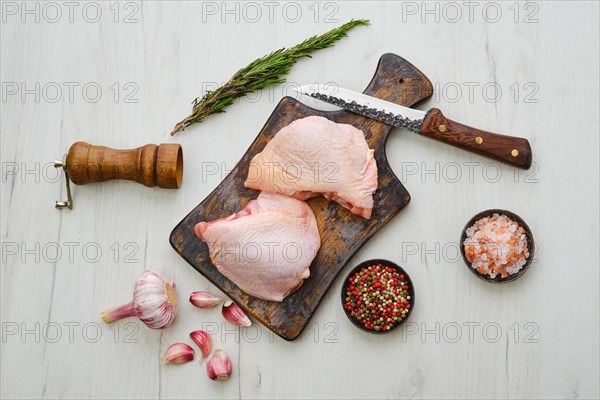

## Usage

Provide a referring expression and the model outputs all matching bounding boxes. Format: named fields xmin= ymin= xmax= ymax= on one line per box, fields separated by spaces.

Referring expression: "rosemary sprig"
xmin=170 ymin=19 xmax=369 ymax=135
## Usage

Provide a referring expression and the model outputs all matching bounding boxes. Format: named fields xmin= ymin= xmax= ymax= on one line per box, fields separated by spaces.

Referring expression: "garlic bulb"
xmin=189 ymin=291 xmax=221 ymax=308
xmin=207 ymin=349 xmax=232 ymax=381
xmin=222 ymin=300 xmax=251 ymax=327
xmin=162 ymin=343 xmax=194 ymax=364
xmin=101 ymin=269 xmax=178 ymax=329
xmin=190 ymin=330 xmax=212 ymax=358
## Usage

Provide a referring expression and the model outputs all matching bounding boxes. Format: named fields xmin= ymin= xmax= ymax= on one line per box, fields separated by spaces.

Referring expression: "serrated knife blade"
xmin=296 ymin=85 xmax=428 ymax=132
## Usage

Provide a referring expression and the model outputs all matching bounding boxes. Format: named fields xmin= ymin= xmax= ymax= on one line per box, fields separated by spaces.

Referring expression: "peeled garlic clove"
xmin=222 ymin=300 xmax=251 ymax=327
xmin=162 ymin=343 xmax=194 ymax=365
xmin=190 ymin=330 xmax=212 ymax=359
xmin=101 ymin=269 xmax=178 ymax=330
xmin=189 ymin=291 xmax=221 ymax=308
xmin=206 ymin=349 xmax=232 ymax=381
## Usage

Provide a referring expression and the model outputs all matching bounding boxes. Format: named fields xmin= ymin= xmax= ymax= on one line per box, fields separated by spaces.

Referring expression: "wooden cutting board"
xmin=170 ymin=53 xmax=433 ymax=340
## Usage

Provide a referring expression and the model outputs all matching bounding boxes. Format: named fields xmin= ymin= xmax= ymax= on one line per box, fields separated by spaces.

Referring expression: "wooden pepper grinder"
xmin=54 ymin=142 xmax=183 ymax=209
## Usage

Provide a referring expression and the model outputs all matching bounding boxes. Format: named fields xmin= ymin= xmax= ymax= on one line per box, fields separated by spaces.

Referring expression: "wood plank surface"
xmin=1 ymin=2 xmax=598 ymax=399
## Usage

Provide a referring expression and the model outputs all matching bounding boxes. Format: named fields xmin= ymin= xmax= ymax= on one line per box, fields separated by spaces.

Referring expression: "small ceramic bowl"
xmin=340 ymin=259 xmax=415 ymax=334
xmin=460 ymin=209 xmax=535 ymax=284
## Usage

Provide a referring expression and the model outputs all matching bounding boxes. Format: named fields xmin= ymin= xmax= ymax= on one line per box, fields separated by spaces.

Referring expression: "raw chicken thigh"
xmin=195 ymin=192 xmax=321 ymax=302
xmin=245 ymin=116 xmax=378 ymax=219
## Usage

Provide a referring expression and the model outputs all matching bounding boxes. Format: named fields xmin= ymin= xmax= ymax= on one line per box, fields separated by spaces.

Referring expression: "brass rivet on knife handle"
xmin=419 ymin=108 xmax=533 ymax=169
xmin=54 ymin=142 xmax=184 ymax=210
xmin=438 ymin=124 xmax=446 ymax=133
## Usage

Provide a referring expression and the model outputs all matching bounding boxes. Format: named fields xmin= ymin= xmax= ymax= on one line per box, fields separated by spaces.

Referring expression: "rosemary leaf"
xmin=170 ymin=19 xmax=369 ymax=135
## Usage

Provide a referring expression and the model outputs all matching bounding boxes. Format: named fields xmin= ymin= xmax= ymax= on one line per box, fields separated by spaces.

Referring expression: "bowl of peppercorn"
xmin=341 ymin=259 xmax=415 ymax=334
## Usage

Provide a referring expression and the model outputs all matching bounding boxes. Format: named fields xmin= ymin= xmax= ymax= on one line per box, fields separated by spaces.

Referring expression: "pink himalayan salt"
xmin=463 ymin=214 xmax=529 ymax=279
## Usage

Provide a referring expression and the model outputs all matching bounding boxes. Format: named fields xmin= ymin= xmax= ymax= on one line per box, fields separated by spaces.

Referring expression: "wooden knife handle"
xmin=420 ymin=108 xmax=532 ymax=169
xmin=65 ymin=141 xmax=183 ymax=188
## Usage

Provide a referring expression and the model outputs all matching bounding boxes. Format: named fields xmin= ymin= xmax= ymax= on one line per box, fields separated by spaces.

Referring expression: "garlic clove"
xmin=190 ymin=330 xmax=212 ymax=359
xmin=222 ymin=300 xmax=252 ymax=327
xmin=206 ymin=349 xmax=232 ymax=381
xmin=162 ymin=343 xmax=194 ymax=365
xmin=189 ymin=291 xmax=221 ymax=308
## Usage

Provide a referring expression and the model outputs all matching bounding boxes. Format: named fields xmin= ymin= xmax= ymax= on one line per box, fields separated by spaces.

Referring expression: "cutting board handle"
xmin=362 ymin=53 xmax=434 ymax=109
xmin=420 ymin=108 xmax=532 ymax=169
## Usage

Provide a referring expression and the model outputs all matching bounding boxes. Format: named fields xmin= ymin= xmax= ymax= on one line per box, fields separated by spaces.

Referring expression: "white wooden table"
xmin=2 ymin=1 xmax=598 ymax=399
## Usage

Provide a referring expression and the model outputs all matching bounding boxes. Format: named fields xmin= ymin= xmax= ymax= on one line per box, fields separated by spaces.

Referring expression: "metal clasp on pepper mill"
xmin=54 ymin=159 xmax=73 ymax=209
xmin=54 ymin=142 xmax=183 ymax=210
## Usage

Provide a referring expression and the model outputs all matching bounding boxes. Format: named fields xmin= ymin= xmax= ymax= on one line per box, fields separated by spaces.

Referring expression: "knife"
xmin=295 ymin=85 xmax=532 ymax=169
